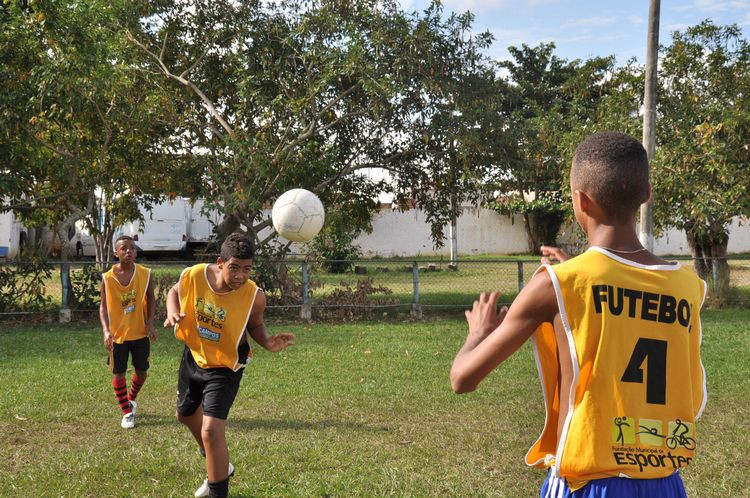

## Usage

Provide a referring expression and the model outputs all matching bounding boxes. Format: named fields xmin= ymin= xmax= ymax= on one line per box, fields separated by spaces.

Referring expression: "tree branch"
xmin=127 ymin=31 xmax=234 ymax=137
xmin=21 ymin=124 xmax=76 ymax=160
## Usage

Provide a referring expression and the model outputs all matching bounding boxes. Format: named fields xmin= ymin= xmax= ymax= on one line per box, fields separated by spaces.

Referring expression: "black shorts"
xmin=108 ymin=337 xmax=150 ymax=374
xmin=176 ymin=345 xmax=248 ymax=420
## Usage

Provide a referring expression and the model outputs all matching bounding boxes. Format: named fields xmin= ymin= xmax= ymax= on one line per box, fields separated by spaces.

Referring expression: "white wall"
xmin=651 ymin=217 xmax=750 ymax=255
xmin=350 ymin=206 xmax=750 ymax=257
xmin=354 ymin=205 xmax=528 ymax=257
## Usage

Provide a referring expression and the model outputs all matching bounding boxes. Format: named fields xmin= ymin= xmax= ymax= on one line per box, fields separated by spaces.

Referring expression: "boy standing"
xmin=100 ymin=235 xmax=157 ymax=429
xmin=164 ymin=232 xmax=294 ymax=498
xmin=451 ymin=132 xmax=706 ymax=497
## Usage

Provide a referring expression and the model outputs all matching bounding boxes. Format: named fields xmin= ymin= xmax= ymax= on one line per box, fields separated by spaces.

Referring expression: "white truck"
xmin=0 ymin=210 xmax=27 ymax=259
xmin=91 ymin=198 xmax=220 ymax=258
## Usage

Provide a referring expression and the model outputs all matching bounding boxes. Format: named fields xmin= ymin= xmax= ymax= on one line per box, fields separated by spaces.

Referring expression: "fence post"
xmin=59 ymin=261 xmax=71 ymax=323
xmin=711 ymin=257 xmax=719 ymax=301
xmin=300 ymin=261 xmax=312 ymax=321
xmin=411 ymin=261 xmax=422 ymax=319
xmin=517 ymin=261 xmax=524 ymax=292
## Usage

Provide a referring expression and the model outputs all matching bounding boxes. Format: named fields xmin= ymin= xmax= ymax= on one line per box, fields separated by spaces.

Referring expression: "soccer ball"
xmin=271 ymin=189 xmax=325 ymax=242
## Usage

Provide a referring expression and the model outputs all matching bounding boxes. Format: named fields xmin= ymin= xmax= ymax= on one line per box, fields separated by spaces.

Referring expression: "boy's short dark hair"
xmin=220 ymin=232 xmax=255 ymax=261
xmin=571 ymin=131 xmax=649 ymax=221
xmin=114 ymin=235 xmax=135 ymax=246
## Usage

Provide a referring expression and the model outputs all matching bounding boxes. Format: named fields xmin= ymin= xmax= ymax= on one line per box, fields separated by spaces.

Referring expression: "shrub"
xmin=0 ymin=253 xmax=54 ymax=313
xmin=314 ymin=278 xmax=399 ymax=321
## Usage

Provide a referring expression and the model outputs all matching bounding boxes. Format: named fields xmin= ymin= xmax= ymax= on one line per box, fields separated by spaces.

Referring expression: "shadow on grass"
xmin=133 ymin=413 xmax=180 ymax=427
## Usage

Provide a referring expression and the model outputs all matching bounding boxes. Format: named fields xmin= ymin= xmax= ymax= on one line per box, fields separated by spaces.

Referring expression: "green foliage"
xmin=0 ymin=254 xmax=53 ymax=313
xmin=0 ymin=0 xmax=182 ymax=262
xmin=494 ymin=43 xmax=617 ymax=252
xmin=128 ymin=0 xmax=508 ymax=249
xmin=252 ymin=244 xmax=306 ymax=306
xmin=651 ymin=21 xmax=750 ymax=302
xmin=491 ymin=197 xmax=567 ymax=248
xmin=654 ymin=21 xmax=750 ymax=247
xmin=69 ymin=264 xmax=101 ymax=310
xmin=308 ymin=196 xmax=369 ymax=273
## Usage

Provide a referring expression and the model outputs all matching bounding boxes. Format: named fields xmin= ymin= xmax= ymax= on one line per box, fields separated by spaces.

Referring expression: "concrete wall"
xmin=351 ymin=205 xmax=750 ymax=257
xmin=354 ymin=205 xmax=529 ymax=257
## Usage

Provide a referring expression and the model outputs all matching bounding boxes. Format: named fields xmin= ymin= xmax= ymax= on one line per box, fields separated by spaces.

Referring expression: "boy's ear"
xmin=574 ymin=189 xmax=593 ymax=214
xmin=643 ymin=184 xmax=652 ymax=204
xmin=216 ymin=256 xmax=224 ymax=267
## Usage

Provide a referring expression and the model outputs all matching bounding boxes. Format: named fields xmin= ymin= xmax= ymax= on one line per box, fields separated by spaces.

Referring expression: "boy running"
xmin=164 ymin=232 xmax=294 ymax=498
xmin=451 ymin=132 xmax=706 ymax=497
xmin=100 ymin=235 xmax=157 ymax=429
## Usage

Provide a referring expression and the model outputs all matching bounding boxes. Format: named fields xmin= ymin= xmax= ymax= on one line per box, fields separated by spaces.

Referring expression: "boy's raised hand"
xmin=465 ymin=291 xmax=508 ymax=345
xmin=163 ymin=312 xmax=186 ymax=328
xmin=265 ymin=333 xmax=295 ymax=352
xmin=540 ymin=245 xmax=570 ymax=265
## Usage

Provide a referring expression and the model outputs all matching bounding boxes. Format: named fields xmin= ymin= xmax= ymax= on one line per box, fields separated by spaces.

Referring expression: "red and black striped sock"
xmin=128 ymin=373 xmax=145 ymax=402
xmin=113 ymin=377 xmax=131 ymax=415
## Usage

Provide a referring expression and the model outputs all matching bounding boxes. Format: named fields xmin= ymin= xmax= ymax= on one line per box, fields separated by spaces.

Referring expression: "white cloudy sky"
xmin=399 ymin=0 xmax=750 ymax=64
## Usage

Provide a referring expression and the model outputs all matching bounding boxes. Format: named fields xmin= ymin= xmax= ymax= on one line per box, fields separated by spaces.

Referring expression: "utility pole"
xmin=639 ymin=0 xmax=660 ymax=251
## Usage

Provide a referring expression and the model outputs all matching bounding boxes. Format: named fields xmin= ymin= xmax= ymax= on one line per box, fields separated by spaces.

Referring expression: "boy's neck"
xmin=585 ymin=221 xmax=643 ymax=252
xmin=116 ymin=261 xmax=135 ymax=272
xmin=208 ymin=263 xmax=232 ymax=293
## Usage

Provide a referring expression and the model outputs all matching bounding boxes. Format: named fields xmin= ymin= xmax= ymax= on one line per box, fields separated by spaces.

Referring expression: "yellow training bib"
xmin=174 ymin=264 xmax=259 ymax=371
xmin=103 ymin=264 xmax=151 ymax=343
xmin=525 ymin=247 xmax=706 ymax=487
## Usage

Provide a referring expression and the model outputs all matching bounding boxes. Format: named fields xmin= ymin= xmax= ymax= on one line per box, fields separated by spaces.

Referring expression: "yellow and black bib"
xmin=175 ymin=264 xmax=259 ymax=371
xmin=525 ymin=247 xmax=706 ymax=487
xmin=102 ymin=263 xmax=151 ymax=344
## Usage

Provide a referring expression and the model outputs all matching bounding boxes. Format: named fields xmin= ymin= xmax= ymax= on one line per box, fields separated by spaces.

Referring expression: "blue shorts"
xmin=540 ymin=468 xmax=687 ymax=498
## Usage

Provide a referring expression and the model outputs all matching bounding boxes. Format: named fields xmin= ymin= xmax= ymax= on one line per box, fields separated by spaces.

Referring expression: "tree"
xmin=0 ymin=1 xmax=179 ymax=264
xmin=126 ymin=0 xmax=507 ymax=253
xmin=654 ymin=21 xmax=750 ymax=300
xmin=492 ymin=43 xmax=616 ymax=252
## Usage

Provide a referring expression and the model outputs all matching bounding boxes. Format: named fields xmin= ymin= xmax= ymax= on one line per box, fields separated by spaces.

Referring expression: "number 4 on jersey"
xmin=621 ymin=338 xmax=667 ymax=405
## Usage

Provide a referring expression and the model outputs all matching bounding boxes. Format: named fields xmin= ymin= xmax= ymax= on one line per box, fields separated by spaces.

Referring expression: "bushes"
xmin=0 ymin=254 xmax=53 ymax=313
xmin=314 ymin=277 xmax=399 ymax=321
xmin=70 ymin=264 xmax=102 ymax=310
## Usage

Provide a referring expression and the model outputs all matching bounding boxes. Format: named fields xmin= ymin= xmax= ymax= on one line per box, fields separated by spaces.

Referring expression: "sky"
xmin=398 ymin=0 xmax=750 ymax=65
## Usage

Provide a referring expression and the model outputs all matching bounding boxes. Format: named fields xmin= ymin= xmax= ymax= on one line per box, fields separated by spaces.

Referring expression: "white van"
xmin=187 ymin=198 xmax=221 ymax=248
xmin=68 ymin=220 xmax=97 ymax=258
xmin=0 ymin=210 xmax=26 ymax=258
xmin=118 ymin=199 xmax=189 ymax=254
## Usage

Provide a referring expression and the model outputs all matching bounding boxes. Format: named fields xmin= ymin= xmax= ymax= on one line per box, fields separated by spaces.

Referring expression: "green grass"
xmin=1 ymin=310 xmax=748 ymax=496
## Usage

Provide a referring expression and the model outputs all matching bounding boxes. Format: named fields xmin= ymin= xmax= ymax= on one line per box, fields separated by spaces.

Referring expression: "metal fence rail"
xmin=1 ymin=256 xmax=749 ymax=321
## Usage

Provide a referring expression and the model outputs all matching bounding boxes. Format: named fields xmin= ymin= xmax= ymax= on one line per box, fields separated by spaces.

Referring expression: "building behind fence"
xmin=1 ymin=256 xmax=749 ymax=322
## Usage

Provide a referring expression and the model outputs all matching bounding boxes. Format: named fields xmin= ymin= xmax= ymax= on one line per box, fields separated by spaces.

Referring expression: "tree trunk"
xmin=686 ymin=232 xmax=730 ymax=304
xmin=216 ymin=213 xmax=241 ymax=244
xmin=522 ymin=212 xmax=539 ymax=254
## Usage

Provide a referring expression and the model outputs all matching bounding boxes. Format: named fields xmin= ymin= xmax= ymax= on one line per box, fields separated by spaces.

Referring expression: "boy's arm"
xmin=451 ymin=270 xmax=558 ymax=394
xmin=145 ymin=276 xmax=157 ymax=341
xmin=99 ymin=282 xmax=113 ymax=351
xmin=246 ymin=291 xmax=295 ymax=352
xmin=163 ymin=283 xmax=185 ymax=327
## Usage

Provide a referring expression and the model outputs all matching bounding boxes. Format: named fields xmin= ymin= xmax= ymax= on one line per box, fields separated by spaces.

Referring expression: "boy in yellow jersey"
xmin=451 ymin=132 xmax=706 ymax=498
xmin=99 ymin=235 xmax=157 ymax=429
xmin=164 ymin=232 xmax=294 ymax=498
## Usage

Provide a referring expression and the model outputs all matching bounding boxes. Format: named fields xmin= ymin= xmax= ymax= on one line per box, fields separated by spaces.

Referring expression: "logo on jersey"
xmin=195 ymin=298 xmax=227 ymax=329
xmin=611 ymin=416 xmax=695 ymax=471
xmin=120 ymin=289 xmax=137 ymax=313
xmin=198 ymin=326 xmax=220 ymax=342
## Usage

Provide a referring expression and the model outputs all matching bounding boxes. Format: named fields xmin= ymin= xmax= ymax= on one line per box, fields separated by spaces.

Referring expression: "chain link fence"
xmin=1 ymin=256 xmax=749 ymax=322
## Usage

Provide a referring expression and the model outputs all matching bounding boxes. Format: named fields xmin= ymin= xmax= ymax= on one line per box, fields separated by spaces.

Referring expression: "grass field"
xmin=1 ymin=310 xmax=749 ymax=497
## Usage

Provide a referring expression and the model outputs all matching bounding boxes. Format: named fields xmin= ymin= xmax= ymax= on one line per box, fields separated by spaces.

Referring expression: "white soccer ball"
xmin=271 ymin=189 xmax=325 ymax=242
